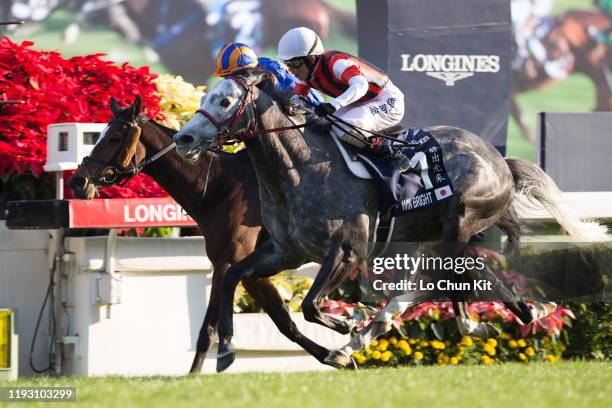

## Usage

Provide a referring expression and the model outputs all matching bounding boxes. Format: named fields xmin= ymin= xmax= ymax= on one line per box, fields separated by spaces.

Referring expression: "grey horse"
xmin=173 ymin=69 xmax=607 ymax=371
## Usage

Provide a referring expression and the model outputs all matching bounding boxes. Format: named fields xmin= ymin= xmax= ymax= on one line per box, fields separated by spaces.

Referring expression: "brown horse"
xmin=512 ymin=8 xmax=612 ymax=142
xmin=68 ymin=96 xmax=331 ymax=373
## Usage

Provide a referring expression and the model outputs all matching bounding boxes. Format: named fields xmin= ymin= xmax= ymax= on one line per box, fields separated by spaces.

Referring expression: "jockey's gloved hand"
xmin=314 ymin=102 xmax=336 ymax=117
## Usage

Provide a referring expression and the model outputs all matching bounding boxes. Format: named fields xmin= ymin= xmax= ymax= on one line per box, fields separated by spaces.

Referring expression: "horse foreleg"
xmin=241 ymin=277 xmax=331 ymax=363
xmin=301 ymin=237 xmax=364 ymax=335
xmin=190 ymin=261 xmax=226 ymax=374
xmin=216 ymin=240 xmax=304 ymax=372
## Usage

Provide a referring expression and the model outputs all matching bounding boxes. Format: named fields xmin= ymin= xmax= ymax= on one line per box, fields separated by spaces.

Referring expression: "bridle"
xmin=82 ymin=117 xmax=176 ymax=187
xmin=195 ymin=76 xmax=307 ymax=148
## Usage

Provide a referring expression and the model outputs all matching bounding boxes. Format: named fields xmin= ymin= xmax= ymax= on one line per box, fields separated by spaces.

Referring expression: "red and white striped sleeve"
xmin=331 ymin=56 xmax=363 ymax=83
xmin=329 ymin=56 xmax=369 ymax=109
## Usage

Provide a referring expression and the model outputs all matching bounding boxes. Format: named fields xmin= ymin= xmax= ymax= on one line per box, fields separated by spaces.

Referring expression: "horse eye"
xmin=220 ymin=98 xmax=231 ymax=108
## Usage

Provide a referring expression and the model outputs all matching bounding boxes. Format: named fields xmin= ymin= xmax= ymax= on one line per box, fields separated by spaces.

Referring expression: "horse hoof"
xmin=471 ymin=323 xmax=501 ymax=339
xmin=483 ymin=323 xmax=501 ymax=338
xmin=529 ymin=302 xmax=557 ymax=322
xmin=323 ymin=350 xmax=356 ymax=370
xmin=216 ymin=345 xmax=236 ymax=373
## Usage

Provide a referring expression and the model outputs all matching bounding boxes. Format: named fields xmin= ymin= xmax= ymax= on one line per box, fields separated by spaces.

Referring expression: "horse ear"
xmin=110 ymin=97 xmax=121 ymax=117
xmin=244 ymin=69 xmax=270 ymax=88
xmin=130 ymin=95 xmax=142 ymax=118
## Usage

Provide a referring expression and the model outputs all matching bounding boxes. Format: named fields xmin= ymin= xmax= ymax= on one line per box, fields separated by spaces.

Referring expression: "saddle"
xmin=331 ymin=125 xmax=407 ymax=180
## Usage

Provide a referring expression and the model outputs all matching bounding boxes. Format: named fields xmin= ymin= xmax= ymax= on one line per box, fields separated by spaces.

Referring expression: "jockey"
xmin=215 ymin=41 xmax=322 ymax=106
xmin=277 ymin=27 xmax=411 ymax=173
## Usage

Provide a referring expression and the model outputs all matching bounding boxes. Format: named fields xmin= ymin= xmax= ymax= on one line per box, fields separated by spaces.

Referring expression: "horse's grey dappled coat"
xmin=174 ymin=70 xmax=607 ymax=371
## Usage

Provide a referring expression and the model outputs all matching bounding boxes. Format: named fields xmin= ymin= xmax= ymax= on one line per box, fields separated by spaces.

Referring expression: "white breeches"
xmin=331 ymin=82 xmax=405 ymax=148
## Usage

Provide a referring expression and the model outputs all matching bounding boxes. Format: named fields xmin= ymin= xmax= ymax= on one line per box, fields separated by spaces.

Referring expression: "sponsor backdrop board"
xmin=538 ymin=112 xmax=612 ymax=192
xmin=357 ymin=0 xmax=512 ymax=154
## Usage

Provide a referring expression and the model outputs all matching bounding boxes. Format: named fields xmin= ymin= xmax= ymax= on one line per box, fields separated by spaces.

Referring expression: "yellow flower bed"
xmin=154 ymin=74 xmax=206 ymax=130
xmin=353 ymin=330 xmax=566 ymax=367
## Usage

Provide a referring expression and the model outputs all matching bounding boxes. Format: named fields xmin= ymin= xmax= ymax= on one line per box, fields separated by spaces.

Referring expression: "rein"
xmin=83 ymin=117 xmax=176 ymax=186
xmin=294 ymin=97 xmax=420 ymax=147
xmin=195 ymin=77 xmax=308 ymax=147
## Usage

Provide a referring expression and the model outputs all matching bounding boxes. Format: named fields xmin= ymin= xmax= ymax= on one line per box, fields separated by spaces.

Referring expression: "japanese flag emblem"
xmin=434 ymin=185 xmax=453 ymax=200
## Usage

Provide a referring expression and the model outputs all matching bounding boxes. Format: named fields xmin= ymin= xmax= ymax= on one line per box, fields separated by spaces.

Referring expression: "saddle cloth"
xmin=338 ymin=128 xmax=455 ymax=217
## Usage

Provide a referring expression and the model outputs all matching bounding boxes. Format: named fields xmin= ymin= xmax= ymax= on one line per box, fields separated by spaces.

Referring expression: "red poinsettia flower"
xmin=0 ymin=37 xmax=167 ymax=198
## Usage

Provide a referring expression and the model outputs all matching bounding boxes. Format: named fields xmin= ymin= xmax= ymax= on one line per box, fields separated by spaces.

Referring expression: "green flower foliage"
xmin=562 ymin=302 xmax=612 ymax=360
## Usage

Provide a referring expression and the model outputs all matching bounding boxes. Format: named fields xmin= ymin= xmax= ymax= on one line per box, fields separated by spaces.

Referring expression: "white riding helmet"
xmin=277 ymin=27 xmax=324 ymax=61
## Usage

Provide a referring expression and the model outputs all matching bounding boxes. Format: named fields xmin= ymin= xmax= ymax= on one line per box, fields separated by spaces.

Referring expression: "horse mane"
xmin=228 ymin=67 xmax=297 ymax=115
xmin=141 ymin=116 xmax=178 ymax=137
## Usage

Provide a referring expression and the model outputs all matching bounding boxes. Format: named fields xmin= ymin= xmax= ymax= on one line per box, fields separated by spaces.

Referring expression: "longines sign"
xmin=69 ymin=198 xmax=196 ymax=228
xmin=356 ymin=0 xmax=511 ymax=152
xmin=400 ymin=54 xmax=501 ymax=86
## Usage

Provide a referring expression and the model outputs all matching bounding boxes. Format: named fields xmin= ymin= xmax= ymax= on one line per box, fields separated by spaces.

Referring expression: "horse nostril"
xmin=69 ymin=176 xmax=87 ymax=190
xmin=176 ymin=134 xmax=195 ymax=146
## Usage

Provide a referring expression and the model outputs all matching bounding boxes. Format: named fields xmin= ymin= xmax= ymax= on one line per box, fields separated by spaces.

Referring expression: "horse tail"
xmin=505 ymin=157 xmax=608 ymax=242
xmin=326 ymin=3 xmax=357 ymax=38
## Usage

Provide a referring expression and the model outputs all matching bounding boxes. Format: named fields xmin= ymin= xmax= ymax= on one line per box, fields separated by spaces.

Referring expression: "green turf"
xmin=1 ymin=361 xmax=610 ymax=408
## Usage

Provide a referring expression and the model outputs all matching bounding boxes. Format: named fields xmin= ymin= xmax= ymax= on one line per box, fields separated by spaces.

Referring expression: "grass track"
xmin=1 ymin=361 xmax=611 ymax=408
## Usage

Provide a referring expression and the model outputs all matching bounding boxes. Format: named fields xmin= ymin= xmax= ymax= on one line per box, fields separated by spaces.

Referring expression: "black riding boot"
xmin=373 ymin=141 xmax=411 ymax=173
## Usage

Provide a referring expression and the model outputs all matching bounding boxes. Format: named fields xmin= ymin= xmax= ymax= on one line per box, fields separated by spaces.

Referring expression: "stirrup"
xmin=374 ymin=142 xmax=411 ymax=174
xmin=391 ymin=151 xmax=411 ymax=173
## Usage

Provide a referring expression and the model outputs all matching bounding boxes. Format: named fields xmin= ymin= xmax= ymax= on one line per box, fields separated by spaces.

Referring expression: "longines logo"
xmin=401 ymin=54 xmax=501 ymax=86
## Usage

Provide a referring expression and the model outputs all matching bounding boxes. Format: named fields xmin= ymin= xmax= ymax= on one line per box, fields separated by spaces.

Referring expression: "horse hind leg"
xmin=453 ymin=301 xmax=500 ymax=339
xmin=440 ymin=199 xmax=502 ymax=339
xmin=325 ymin=295 xmax=414 ymax=368
xmin=495 ymin=205 xmax=522 ymax=255
xmin=477 ymin=205 xmax=558 ymax=326
xmin=493 ymin=205 xmax=557 ymax=324
xmin=503 ymin=299 xmax=558 ymax=325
